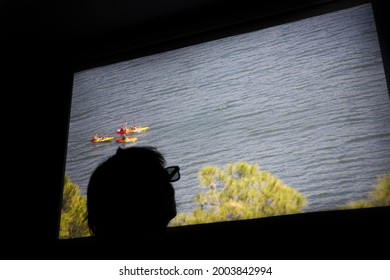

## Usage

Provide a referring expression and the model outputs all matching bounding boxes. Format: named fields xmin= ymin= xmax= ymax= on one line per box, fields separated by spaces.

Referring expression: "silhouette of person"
xmin=86 ymin=146 xmax=179 ymax=249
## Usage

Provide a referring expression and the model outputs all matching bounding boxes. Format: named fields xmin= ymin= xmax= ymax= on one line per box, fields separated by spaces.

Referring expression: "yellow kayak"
xmin=116 ymin=126 xmax=149 ymax=134
xmin=116 ymin=137 xmax=137 ymax=143
xmin=132 ymin=126 xmax=149 ymax=133
xmin=90 ymin=136 xmax=114 ymax=143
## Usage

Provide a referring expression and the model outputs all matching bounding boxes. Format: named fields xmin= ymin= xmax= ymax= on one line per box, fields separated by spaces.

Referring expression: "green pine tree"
xmin=343 ymin=174 xmax=390 ymax=209
xmin=170 ymin=162 xmax=307 ymax=226
xmin=59 ymin=175 xmax=90 ymax=239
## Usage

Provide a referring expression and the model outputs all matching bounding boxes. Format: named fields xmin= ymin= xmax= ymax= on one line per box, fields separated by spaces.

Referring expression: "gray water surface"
xmin=66 ymin=3 xmax=390 ymax=216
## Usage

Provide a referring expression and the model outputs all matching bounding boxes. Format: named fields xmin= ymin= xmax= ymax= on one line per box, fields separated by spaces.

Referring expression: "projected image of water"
xmin=65 ymin=3 xmax=390 ymax=221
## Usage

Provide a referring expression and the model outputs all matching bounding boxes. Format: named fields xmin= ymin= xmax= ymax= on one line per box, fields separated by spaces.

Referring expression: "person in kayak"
xmin=86 ymin=146 xmax=179 ymax=246
xmin=120 ymin=120 xmax=128 ymax=133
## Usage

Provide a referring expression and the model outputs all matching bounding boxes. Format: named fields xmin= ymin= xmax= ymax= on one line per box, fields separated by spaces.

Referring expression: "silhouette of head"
xmin=87 ymin=146 xmax=177 ymax=239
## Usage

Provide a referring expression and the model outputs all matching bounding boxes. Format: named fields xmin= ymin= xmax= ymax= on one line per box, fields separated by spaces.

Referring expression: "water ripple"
xmin=65 ymin=4 xmax=390 ymax=217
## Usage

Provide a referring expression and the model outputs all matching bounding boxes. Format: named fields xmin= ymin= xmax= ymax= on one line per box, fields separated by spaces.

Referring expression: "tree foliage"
xmin=59 ymin=175 xmax=90 ymax=239
xmin=170 ymin=162 xmax=307 ymax=226
xmin=343 ymin=174 xmax=390 ymax=209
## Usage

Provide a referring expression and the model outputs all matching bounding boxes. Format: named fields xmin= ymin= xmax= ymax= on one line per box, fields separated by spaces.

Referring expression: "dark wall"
xmin=3 ymin=0 xmax=389 ymax=259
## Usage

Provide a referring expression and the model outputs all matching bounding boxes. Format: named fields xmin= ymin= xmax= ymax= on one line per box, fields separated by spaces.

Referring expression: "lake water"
xmin=65 ymin=3 xmax=390 ymax=216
